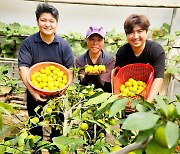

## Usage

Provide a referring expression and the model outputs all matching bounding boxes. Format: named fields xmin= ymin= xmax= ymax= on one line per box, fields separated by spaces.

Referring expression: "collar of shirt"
xmin=86 ymin=50 xmax=104 ymax=65
xmin=34 ymin=32 xmax=59 ymax=44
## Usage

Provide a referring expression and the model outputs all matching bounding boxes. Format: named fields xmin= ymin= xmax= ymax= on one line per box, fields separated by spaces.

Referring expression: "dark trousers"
xmin=26 ymin=91 xmax=63 ymax=140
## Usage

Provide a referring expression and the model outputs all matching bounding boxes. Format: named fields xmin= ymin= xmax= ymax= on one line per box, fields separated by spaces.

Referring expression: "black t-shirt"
xmin=18 ymin=32 xmax=74 ymax=68
xmin=115 ymin=40 xmax=165 ymax=78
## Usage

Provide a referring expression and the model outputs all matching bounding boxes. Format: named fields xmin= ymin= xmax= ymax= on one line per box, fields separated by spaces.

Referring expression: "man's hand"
xmin=30 ymin=88 xmax=47 ymax=102
xmin=19 ymin=66 xmax=47 ymax=102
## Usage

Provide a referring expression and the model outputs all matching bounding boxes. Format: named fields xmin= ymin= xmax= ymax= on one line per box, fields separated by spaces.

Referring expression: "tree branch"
xmin=111 ymin=136 xmax=153 ymax=154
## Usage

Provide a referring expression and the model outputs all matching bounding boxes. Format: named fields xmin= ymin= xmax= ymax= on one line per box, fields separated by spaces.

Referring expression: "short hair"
xmin=35 ymin=3 xmax=59 ymax=22
xmin=124 ymin=14 xmax=150 ymax=35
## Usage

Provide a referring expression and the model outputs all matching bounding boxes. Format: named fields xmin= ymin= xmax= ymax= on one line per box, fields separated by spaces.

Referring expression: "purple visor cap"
xmin=86 ymin=26 xmax=106 ymax=38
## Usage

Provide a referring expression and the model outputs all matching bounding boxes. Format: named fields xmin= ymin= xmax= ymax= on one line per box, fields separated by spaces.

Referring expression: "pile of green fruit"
xmin=120 ymin=78 xmax=146 ymax=97
xmin=84 ymin=65 xmax=106 ymax=74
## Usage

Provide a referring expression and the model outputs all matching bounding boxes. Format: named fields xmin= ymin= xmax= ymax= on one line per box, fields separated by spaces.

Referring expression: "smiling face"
xmin=37 ymin=13 xmax=58 ymax=37
xmin=87 ymin=34 xmax=104 ymax=54
xmin=126 ymin=25 xmax=148 ymax=52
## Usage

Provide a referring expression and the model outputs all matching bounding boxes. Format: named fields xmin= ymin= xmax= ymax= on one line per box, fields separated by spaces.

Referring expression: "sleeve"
xmin=75 ymin=56 xmax=85 ymax=76
xmin=101 ymin=57 xmax=115 ymax=82
xmin=115 ymin=47 xmax=126 ymax=68
xmin=18 ymin=39 xmax=32 ymax=68
xmin=152 ymin=44 xmax=165 ymax=78
xmin=62 ymin=40 xmax=74 ymax=68
xmin=75 ymin=57 xmax=83 ymax=68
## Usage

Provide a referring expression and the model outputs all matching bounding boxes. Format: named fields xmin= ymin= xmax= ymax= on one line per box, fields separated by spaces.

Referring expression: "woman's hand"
xmin=85 ymin=70 xmax=102 ymax=75
xmin=84 ymin=65 xmax=106 ymax=75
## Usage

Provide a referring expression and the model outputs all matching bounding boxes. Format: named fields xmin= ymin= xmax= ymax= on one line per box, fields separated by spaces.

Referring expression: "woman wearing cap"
xmin=75 ymin=26 xmax=115 ymax=92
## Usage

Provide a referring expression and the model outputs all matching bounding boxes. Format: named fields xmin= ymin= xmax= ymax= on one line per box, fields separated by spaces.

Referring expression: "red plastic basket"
xmin=112 ymin=63 xmax=154 ymax=99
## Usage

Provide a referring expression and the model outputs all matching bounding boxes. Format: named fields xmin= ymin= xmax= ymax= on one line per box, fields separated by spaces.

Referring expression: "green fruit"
xmin=79 ymin=130 xmax=85 ymax=136
xmin=99 ymin=132 xmax=105 ymax=138
xmin=28 ymin=134 xmax=35 ymax=141
xmin=83 ymin=117 xmax=89 ymax=121
xmin=160 ymin=104 xmax=177 ymax=118
xmin=46 ymin=107 xmax=52 ymax=114
xmin=32 ymin=117 xmax=39 ymax=123
xmin=128 ymin=152 xmax=136 ymax=154
xmin=94 ymin=150 xmax=101 ymax=154
xmin=105 ymin=110 xmax=110 ymax=116
xmin=99 ymin=65 xmax=106 ymax=72
xmin=58 ymin=102 xmax=63 ymax=107
xmin=167 ymin=104 xmax=177 ymax=118
xmin=109 ymin=119 xmax=116 ymax=125
xmin=97 ymin=119 xmax=103 ymax=123
xmin=4 ymin=141 xmax=11 ymax=146
xmin=110 ymin=145 xmax=122 ymax=152
xmin=50 ymin=105 xmax=56 ymax=109
xmin=85 ymin=65 xmax=93 ymax=73
xmin=80 ymin=123 xmax=89 ymax=131
xmin=154 ymin=125 xmax=168 ymax=148
xmin=72 ymin=109 xmax=80 ymax=116
xmin=87 ymin=109 xmax=92 ymax=114
xmin=88 ymin=90 xmax=95 ymax=96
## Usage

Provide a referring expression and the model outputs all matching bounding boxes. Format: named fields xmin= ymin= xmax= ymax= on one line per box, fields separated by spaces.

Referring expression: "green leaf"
xmin=98 ymin=94 xmax=119 ymax=111
xmin=18 ymin=131 xmax=28 ymax=148
xmin=163 ymin=34 xmax=175 ymax=42
xmin=36 ymin=140 xmax=51 ymax=148
xmin=102 ymin=146 xmax=109 ymax=153
xmin=63 ymin=125 xmax=71 ymax=136
xmin=38 ymin=122 xmax=47 ymax=126
xmin=122 ymin=112 xmax=160 ymax=130
xmin=0 ymin=144 xmax=6 ymax=153
xmin=176 ymin=102 xmax=180 ymax=115
xmin=106 ymin=37 xmax=114 ymax=43
xmin=85 ymin=93 xmax=111 ymax=106
xmin=166 ymin=121 xmax=179 ymax=148
xmin=0 ymin=112 xmax=2 ymax=130
xmin=140 ymin=100 xmax=155 ymax=110
xmin=94 ymin=139 xmax=105 ymax=150
xmin=161 ymin=23 xmax=170 ymax=33
xmin=0 ymin=102 xmax=14 ymax=114
xmin=117 ymin=40 xmax=127 ymax=46
xmin=19 ymin=25 xmax=37 ymax=35
xmin=53 ymin=136 xmax=69 ymax=149
xmin=8 ymin=23 xmax=20 ymax=31
xmin=136 ymin=104 xmax=147 ymax=112
xmin=109 ymin=97 xmax=128 ymax=118
xmin=0 ymin=125 xmax=8 ymax=136
xmin=95 ymin=103 xmax=111 ymax=117
xmin=69 ymin=138 xmax=85 ymax=152
xmin=155 ymin=95 xmax=168 ymax=116
xmin=175 ymin=31 xmax=180 ymax=36
xmin=104 ymin=46 xmax=112 ymax=53
xmin=136 ymin=128 xmax=154 ymax=143
xmin=130 ymin=99 xmax=141 ymax=108
xmin=0 ymin=22 xmax=7 ymax=33
xmin=145 ymin=140 xmax=176 ymax=154
xmin=166 ymin=64 xmax=179 ymax=75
